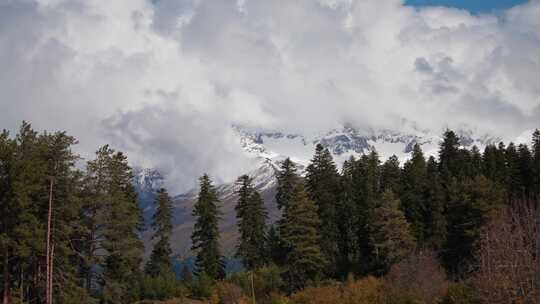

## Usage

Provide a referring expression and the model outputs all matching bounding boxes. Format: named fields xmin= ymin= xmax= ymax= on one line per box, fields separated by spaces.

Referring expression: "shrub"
xmin=291 ymin=276 xmax=385 ymax=304
xmin=227 ymin=264 xmax=285 ymax=301
xmin=386 ymin=250 xmax=448 ymax=303
xmin=192 ymin=272 xmax=216 ymax=299
xmin=214 ymin=281 xmax=247 ymax=304
xmin=142 ymin=270 xmax=188 ymax=301
xmin=441 ymin=282 xmax=478 ymax=304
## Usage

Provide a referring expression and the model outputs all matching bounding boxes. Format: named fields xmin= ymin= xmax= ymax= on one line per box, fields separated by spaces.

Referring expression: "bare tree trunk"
xmin=46 ymin=178 xmax=53 ymax=304
xmin=49 ymin=244 xmax=54 ymax=304
xmin=2 ymin=251 xmax=10 ymax=304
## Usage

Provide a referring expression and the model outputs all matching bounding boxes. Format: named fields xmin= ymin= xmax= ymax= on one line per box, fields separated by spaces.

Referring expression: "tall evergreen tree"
xmin=305 ymin=144 xmax=341 ymax=276
xmin=505 ymin=143 xmax=521 ymax=198
xmin=401 ymin=144 xmax=428 ymax=242
xmin=439 ymin=130 xmax=461 ymax=179
xmin=370 ymin=189 xmax=416 ymax=274
xmin=146 ymin=188 xmax=174 ymax=276
xmin=532 ymin=129 xmax=540 ymax=196
xmin=380 ymin=155 xmax=401 ymax=193
xmin=266 ymin=225 xmax=287 ymax=266
xmin=234 ymin=175 xmax=268 ymax=270
xmin=517 ymin=144 xmax=534 ymax=197
xmin=80 ymin=145 xmax=143 ymax=303
xmin=0 ymin=130 xmax=15 ymax=304
xmin=100 ymin=148 xmax=144 ymax=304
xmin=281 ymin=184 xmax=325 ymax=291
xmin=191 ymin=174 xmax=224 ymax=280
xmin=275 ymin=158 xmax=299 ymax=211
xmin=425 ymin=156 xmax=447 ymax=250
xmin=442 ymin=176 xmax=505 ymax=276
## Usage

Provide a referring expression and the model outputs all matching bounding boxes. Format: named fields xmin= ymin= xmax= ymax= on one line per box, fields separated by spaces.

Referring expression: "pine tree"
xmin=505 ymin=143 xmax=521 ymax=198
xmin=100 ymin=148 xmax=144 ymax=304
xmin=517 ymin=144 xmax=534 ymax=197
xmin=191 ymin=174 xmax=225 ymax=280
xmin=355 ymin=151 xmax=381 ymax=275
xmin=276 ymin=158 xmax=299 ymax=211
xmin=469 ymin=145 xmax=483 ymax=177
xmin=0 ymin=130 xmax=15 ymax=304
xmin=442 ymin=176 xmax=505 ymax=276
xmin=532 ymin=129 xmax=540 ymax=196
xmin=380 ymin=155 xmax=401 ymax=193
xmin=305 ymin=144 xmax=341 ymax=276
xmin=146 ymin=188 xmax=174 ymax=276
xmin=266 ymin=225 xmax=287 ymax=266
xmin=281 ymin=183 xmax=326 ymax=291
xmin=425 ymin=156 xmax=446 ymax=249
xmin=401 ymin=144 xmax=428 ymax=243
xmin=439 ymin=130 xmax=461 ymax=179
xmin=80 ymin=145 xmax=143 ymax=303
xmin=234 ymin=175 xmax=268 ymax=270
xmin=370 ymin=189 xmax=416 ymax=274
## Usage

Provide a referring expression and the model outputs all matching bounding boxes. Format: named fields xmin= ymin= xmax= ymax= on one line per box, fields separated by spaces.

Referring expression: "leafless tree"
xmin=474 ymin=199 xmax=540 ymax=304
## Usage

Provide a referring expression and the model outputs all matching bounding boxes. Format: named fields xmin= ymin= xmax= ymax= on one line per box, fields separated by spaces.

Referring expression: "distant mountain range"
xmin=135 ymin=124 xmax=502 ymax=258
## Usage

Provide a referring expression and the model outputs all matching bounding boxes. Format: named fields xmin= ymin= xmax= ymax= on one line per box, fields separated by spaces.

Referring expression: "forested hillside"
xmin=1 ymin=122 xmax=540 ymax=304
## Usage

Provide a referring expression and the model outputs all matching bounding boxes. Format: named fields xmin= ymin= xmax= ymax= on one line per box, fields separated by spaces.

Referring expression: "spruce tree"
xmin=146 ymin=188 xmax=174 ymax=276
xmin=0 ymin=130 xmax=14 ymax=304
xmin=442 ymin=176 xmax=505 ymax=276
xmin=425 ymin=156 xmax=446 ymax=249
xmin=532 ymin=129 xmax=540 ymax=195
xmin=281 ymin=183 xmax=325 ymax=291
xmin=470 ymin=145 xmax=483 ymax=177
xmin=305 ymin=144 xmax=341 ymax=276
xmin=380 ymin=155 xmax=401 ymax=193
xmin=191 ymin=174 xmax=225 ymax=280
xmin=276 ymin=158 xmax=299 ymax=211
xmin=401 ymin=144 xmax=428 ymax=242
xmin=266 ymin=225 xmax=287 ymax=266
xmin=234 ymin=175 xmax=268 ymax=270
xmin=517 ymin=144 xmax=534 ymax=197
xmin=505 ymin=143 xmax=521 ymax=198
xmin=370 ymin=189 xmax=416 ymax=274
xmin=439 ymin=130 xmax=461 ymax=179
xmin=101 ymin=148 xmax=144 ymax=304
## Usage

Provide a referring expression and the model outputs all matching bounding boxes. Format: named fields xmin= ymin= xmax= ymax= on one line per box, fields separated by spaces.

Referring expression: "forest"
xmin=1 ymin=121 xmax=540 ymax=304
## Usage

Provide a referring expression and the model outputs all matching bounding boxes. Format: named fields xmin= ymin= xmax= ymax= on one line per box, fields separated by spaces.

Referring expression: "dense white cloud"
xmin=1 ymin=0 xmax=539 ymax=191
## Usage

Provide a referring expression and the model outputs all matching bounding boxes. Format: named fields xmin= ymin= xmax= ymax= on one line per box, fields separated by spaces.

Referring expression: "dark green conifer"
xmin=146 ymin=188 xmax=174 ymax=276
xmin=532 ymin=129 xmax=540 ymax=195
xmin=425 ymin=156 xmax=446 ymax=249
xmin=401 ymin=144 xmax=428 ymax=242
xmin=442 ymin=176 xmax=505 ymax=276
xmin=234 ymin=175 xmax=268 ymax=270
xmin=281 ymin=183 xmax=326 ymax=291
xmin=370 ymin=189 xmax=416 ymax=274
xmin=191 ymin=174 xmax=225 ymax=280
xmin=439 ymin=130 xmax=461 ymax=179
xmin=380 ymin=155 xmax=401 ymax=193
xmin=276 ymin=157 xmax=299 ymax=211
xmin=100 ymin=147 xmax=144 ymax=303
xmin=305 ymin=144 xmax=341 ymax=276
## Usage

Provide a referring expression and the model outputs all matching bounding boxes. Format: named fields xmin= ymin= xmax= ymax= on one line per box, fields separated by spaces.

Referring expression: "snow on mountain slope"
xmin=138 ymin=123 xmax=502 ymax=256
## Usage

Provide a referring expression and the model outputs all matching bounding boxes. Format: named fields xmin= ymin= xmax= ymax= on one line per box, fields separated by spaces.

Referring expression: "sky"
xmin=1 ymin=0 xmax=540 ymax=192
xmin=406 ymin=0 xmax=528 ymax=13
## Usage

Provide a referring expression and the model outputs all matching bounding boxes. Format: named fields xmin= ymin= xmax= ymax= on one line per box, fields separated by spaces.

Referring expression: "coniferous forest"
xmin=2 ymin=121 xmax=540 ymax=304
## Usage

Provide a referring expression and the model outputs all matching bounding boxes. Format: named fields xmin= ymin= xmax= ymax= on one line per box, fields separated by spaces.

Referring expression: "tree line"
xmin=1 ymin=121 xmax=540 ymax=303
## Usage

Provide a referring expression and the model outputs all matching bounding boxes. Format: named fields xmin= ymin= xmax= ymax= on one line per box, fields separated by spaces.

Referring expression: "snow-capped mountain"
xmin=235 ymin=123 xmax=500 ymax=171
xmin=133 ymin=167 xmax=165 ymax=228
xmin=138 ymin=123 xmax=501 ymax=256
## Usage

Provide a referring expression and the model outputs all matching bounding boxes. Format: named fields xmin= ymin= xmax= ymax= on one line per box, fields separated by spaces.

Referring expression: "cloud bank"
xmin=2 ymin=0 xmax=540 ymax=191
